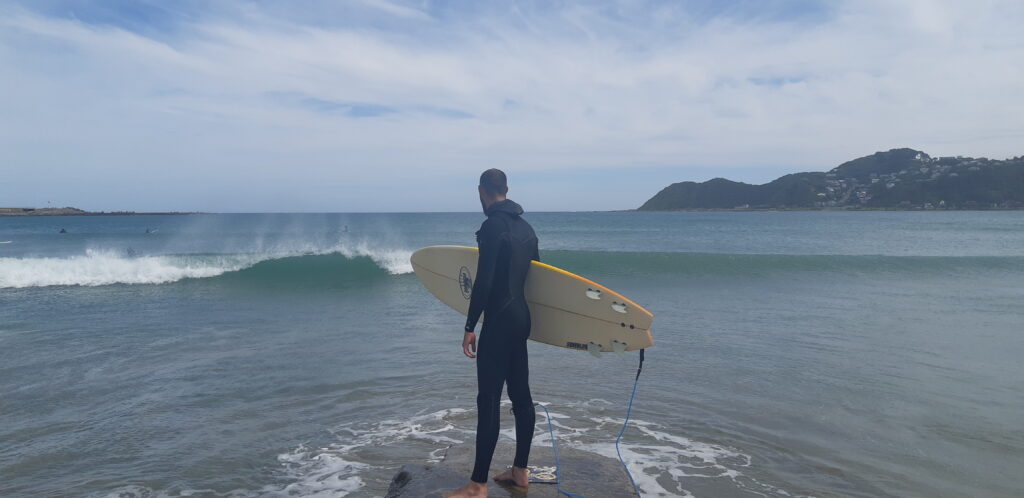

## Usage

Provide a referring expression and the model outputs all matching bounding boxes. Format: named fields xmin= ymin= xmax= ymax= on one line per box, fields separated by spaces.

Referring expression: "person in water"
xmin=445 ymin=169 xmax=540 ymax=498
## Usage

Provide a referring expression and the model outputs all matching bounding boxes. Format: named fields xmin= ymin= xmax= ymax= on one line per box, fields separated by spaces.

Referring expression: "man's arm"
xmin=465 ymin=219 xmax=501 ymax=333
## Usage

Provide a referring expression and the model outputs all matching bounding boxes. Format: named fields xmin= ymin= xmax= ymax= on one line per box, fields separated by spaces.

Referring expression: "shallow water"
xmin=1 ymin=211 xmax=1022 ymax=497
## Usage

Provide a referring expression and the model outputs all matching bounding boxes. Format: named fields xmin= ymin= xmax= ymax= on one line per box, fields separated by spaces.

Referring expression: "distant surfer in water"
xmin=445 ymin=169 xmax=540 ymax=498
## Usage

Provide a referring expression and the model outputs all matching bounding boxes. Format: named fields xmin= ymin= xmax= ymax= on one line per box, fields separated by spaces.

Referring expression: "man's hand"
xmin=462 ymin=331 xmax=477 ymax=358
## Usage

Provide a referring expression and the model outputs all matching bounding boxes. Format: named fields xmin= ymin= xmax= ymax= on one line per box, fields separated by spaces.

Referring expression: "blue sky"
xmin=2 ymin=0 xmax=1022 ymax=212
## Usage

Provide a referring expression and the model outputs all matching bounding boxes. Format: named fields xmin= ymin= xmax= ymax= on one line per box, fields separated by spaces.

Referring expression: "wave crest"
xmin=0 ymin=244 xmax=413 ymax=289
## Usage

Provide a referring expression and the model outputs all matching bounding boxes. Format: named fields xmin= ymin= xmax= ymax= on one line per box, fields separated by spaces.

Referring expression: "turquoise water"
xmin=1 ymin=211 xmax=1022 ymax=497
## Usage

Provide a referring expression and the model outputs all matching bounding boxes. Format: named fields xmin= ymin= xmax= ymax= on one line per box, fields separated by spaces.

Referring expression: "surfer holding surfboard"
xmin=444 ymin=169 xmax=540 ymax=498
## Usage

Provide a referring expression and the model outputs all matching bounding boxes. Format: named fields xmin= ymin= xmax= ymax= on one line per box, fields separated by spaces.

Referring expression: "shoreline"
xmin=0 ymin=208 xmax=204 ymax=217
xmin=4 ymin=207 xmax=1022 ymax=217
xmin=616 ymin=207 xmax=1024 ymax=213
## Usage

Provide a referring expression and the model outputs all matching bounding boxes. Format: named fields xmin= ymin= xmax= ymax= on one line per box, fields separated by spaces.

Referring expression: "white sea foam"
xmin=506 ymin=399 xmax=800 ymax=497
xmin=271 ymin=445 xmax=369 ymax=497
xmin=0 ymin=242 xmax=414 ymax=288
xmin=97 ymin=485 xmax=157 ymax=498
xmin=0 ymin=249 xmax=257 ymax=288
xmin=96 ymin=485 xmax=229 ymax=498
xmin=263 ymin=408 xmax=469 ymax=497
xmin=577 ymin=413 xmax=804 ymax=497
xmin=271 ymin=401 xmax=790 ymax=498
xmin=95 ymin=403 xmax=792 ymax=497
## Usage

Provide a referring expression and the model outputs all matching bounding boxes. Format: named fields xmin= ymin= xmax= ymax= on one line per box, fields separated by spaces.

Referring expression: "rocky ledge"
xmin=385 ymin=440 xmax=636 ymax=497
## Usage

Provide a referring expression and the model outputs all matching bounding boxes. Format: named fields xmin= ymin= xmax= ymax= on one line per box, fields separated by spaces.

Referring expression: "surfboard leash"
xmin=616 ymin=348 xmax=644 ymax=497
xmin=540 ymin=348 xmax=645 ymax=498
xmin=539 ymin=402 xmax=584 ymax=498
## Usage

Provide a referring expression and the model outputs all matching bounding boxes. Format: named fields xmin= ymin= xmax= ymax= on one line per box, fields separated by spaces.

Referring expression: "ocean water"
xmin=1 ymin=211 xmax=1022 ymax=498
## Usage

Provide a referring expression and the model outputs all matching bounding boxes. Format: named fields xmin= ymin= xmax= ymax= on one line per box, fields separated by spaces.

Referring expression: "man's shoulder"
xmin=475 ymin=216 xmax=503 ymax=242
xmin=478 ymin=215 xmax=502 ymax=230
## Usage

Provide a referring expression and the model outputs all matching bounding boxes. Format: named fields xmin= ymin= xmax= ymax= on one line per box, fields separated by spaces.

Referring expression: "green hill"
xmin=638 ymin=148 xmax=1024 ymax=210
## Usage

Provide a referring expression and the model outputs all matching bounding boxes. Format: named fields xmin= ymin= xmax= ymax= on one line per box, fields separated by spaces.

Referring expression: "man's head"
xmin=478 ymin=168 xmax=508 ymax=212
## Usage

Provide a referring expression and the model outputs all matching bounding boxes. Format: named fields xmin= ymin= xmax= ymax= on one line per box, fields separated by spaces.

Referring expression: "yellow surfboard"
xmin=410 ymin=246 xmax=653 ymax=353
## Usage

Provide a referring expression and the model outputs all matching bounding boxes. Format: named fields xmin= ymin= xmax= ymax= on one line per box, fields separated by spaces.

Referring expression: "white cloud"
xmin=354 ymin=0 xmax=431 ymax=20
xmin=0 ymin=1 xmax=1022 ymax=211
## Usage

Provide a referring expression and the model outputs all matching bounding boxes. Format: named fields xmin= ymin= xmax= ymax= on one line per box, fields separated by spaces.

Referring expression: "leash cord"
xmin=539 ymin=403 xmax=584 ymax=497
xmin=616 ymin=348 xmax=644 ymax=497
xmin=540 ymin=348 xmax=645 ymax=498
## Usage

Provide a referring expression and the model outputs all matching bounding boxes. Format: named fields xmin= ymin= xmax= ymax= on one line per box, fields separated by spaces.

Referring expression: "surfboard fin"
xmin=611 ymin=340 xmax=627 ymax=353
xmin=587 ymin=341 xmax=602 ymax=357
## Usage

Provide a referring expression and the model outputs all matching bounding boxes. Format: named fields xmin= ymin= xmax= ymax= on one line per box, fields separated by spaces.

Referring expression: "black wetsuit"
xmin=464 ymin=199 xmax=539 ymax=484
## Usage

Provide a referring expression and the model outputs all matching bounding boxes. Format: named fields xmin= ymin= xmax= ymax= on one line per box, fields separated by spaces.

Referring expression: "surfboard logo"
xmin=458 ymin=266 xmax=473 ymax=299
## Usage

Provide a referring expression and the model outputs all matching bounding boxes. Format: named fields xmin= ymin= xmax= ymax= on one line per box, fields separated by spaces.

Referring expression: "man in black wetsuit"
xmin=444 ymin=169 xmax=539 ymax=498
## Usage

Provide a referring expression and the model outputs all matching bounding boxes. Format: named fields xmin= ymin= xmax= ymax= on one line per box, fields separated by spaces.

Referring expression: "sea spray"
xmin=0 ymin=249 xmax=252 ymax=288
xmin=0 ymin=243 xmax=414 ymax=288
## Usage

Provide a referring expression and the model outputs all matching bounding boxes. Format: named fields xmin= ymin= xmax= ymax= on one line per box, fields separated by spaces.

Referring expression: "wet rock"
xmin=385 ymin=440 xmax=636 ymax=497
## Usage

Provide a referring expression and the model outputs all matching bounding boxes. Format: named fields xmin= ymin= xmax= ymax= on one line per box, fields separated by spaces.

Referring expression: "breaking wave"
xmin=5 ymin=246 xmax=1020 ymax=289
xmin=0 ymin=243 xmax=413 ymax=289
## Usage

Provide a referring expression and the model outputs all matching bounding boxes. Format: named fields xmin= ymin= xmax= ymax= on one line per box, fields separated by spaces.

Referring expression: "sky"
xmin=1 ymin=0 xmax=1023 ymax=212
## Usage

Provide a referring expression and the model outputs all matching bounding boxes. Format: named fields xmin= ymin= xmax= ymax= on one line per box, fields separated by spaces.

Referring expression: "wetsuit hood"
xmin=486 ymin=199 xmax=524 ymax=217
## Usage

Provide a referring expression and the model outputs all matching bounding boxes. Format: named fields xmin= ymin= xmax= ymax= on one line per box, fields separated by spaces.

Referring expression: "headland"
xmin=639 ymin=148 xmax=1024 ymax=211
xmin=0 ymin=207 xmax=202 ymax=216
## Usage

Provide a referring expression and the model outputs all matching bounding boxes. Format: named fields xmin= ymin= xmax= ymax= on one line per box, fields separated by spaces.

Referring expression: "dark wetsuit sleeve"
xmin=532 ymin=244 xmax=540 ymax=263
xmin=465 ymin=219 xmax=501 ymax=333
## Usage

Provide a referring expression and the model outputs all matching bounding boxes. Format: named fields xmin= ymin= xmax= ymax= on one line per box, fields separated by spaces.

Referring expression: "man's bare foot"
xmin=493 ymin=466 xmax=529 ymax=487
xmin=442 ymin=481 xmax=487 ymax=498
